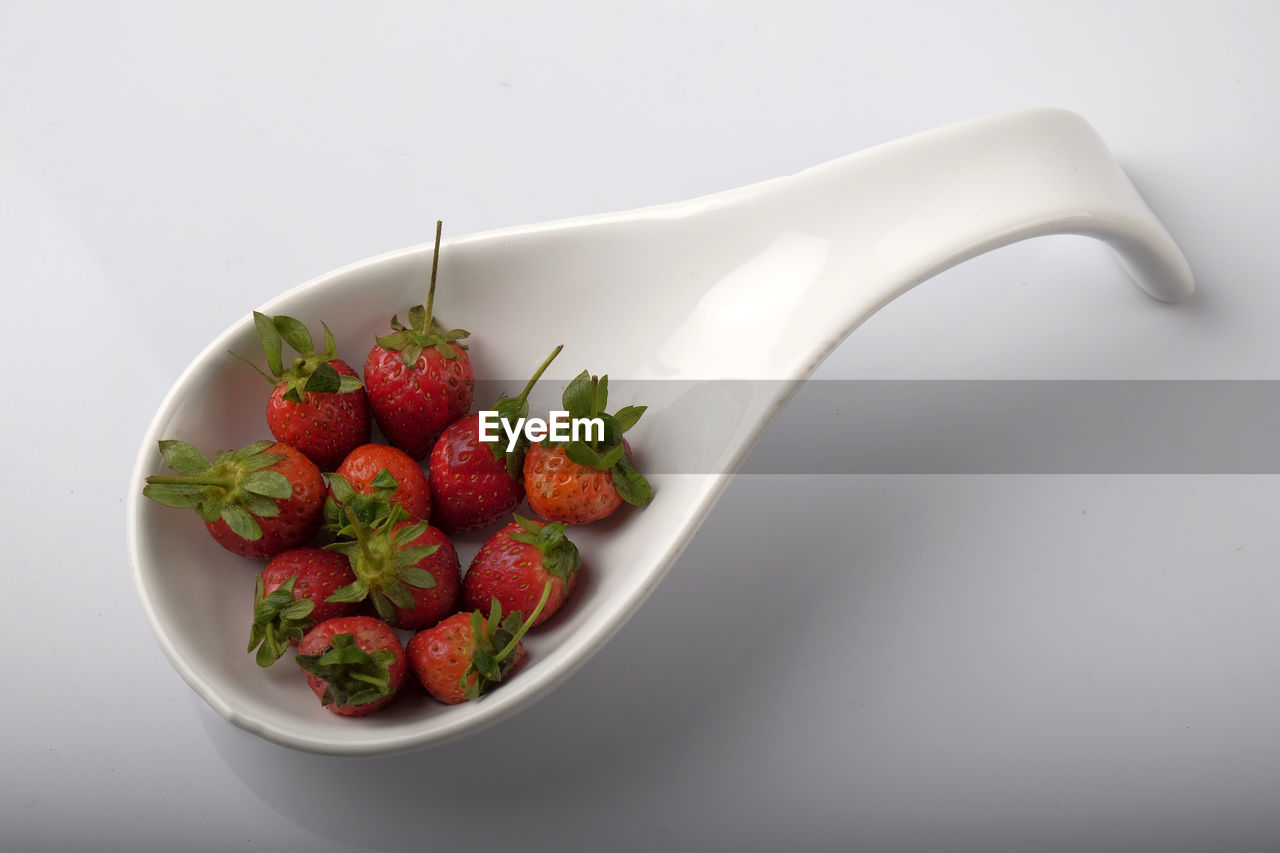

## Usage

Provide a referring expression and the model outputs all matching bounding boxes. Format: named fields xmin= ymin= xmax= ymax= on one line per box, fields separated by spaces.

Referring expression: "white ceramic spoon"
xmin=127 ymin=108 xmax=1193 ymax=755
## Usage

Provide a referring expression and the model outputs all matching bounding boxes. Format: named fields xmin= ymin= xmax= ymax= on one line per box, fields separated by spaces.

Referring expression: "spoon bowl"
xmin=127 ymin=108 xmax=1193 ymax=755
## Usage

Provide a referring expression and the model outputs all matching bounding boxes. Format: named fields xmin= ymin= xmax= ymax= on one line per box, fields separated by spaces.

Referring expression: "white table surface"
xmin=5 ymin=2 xmax=1279 ymax=850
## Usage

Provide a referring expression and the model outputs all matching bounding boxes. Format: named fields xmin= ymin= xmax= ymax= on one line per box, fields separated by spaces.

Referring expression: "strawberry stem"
xmin=516 ymin=344 xmax=564 ymax=405
xmin=145 ymin=474 xmax=236 ymax=489
xmin=422 ymin=219 xmax=443 ymax=330
xmin=227 ymin=350 xmax=278 ymax=385
xmin=346 ymin=506 xmax=380 ymax=567
xmin=495 ymin=579 xmax=553 ymax=662
xmin=589 ymin=376 xmax=602 ymax=450
xmin=351 ymin=671 xmax=389 ymax=689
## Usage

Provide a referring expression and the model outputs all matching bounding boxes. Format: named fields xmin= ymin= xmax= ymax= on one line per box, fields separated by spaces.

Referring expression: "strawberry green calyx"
xmin=248 ymin=574 xmax=316 ymax=667
xmin=463 ymin=580 xmax=553 ymax=701
xmin=507 ymin=514 xmax=582 ymax=583
xmin=324 ymin=508 xmax=439 ymax=625
xmin=556 ymin=371 xmax=652 ymax=507
xmin=295 ymin=633 xmax=397 ymax=708
xmin=376 ymin=221 xmax=470 ymax=367
xmin=238 ymin=312 xmax=364 ymax=404
xmin=142 ymin=439 xmax=291 ymax=541
xmin=486 ymin=344 xmax=565 ymax=478
xmin=323 ymin=469 xmax=402 ymax=535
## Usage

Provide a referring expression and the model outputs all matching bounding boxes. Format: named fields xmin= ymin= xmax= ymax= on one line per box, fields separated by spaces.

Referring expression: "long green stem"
xmin=422 ymin=219 xmax=443 ymax=329
xmin=495 ymin=580 xmax=554 ymax=662
xmin=588 ymin=375 xmax=602 ymax=450
xmin=346 ymin=506 xmax=380 ymax=568
xmin=145 ymin=474 xmax=236 ymax=489
xmin=515 ymin=344 xmax=564 ymax=405
xmin=350 ymin=671 xmax=390 ymax=689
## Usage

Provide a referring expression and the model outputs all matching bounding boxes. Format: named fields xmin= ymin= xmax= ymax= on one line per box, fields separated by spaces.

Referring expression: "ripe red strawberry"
xmin=238 ymin=312 xmax=371 ymax=471
xmin=326 ymin=443 xmax=431 ymax=530
xmin=365 ymin=222 xmax=473 ymax=459
xmin=143 ymin=439 xmax=326 ymax=559
xmin=407 ymin=587 xmax=549 ymax=704
xmin=296 ymin=615 xmax=407 ymax=716
xmin=461 ymin=515 xmax=581 ymax=628
xmin=523 ymin=370 xmax=652 ymax=524
xmin=325 ymin=508 xmax=460 ymax=630
xmin=247 ymin=547 xmax=360 ymax=666
xmin=524 ymin=443 xmax=623 ymax=524
xmin=428 ymin=345 xmax=562 ymax=533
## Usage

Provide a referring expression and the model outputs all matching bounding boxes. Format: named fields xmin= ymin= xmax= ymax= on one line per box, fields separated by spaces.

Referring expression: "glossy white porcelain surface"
xmin=127 ymin=108 xmax=1191 ymax=755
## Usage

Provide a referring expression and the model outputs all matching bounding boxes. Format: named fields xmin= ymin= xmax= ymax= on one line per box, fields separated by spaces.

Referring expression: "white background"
xmin=4 ymin=2 xmax=1279 ymax=850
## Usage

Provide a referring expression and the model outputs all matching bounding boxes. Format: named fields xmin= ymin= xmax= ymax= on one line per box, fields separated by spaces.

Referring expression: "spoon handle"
xmin=803 ymin=107 xmax=1192 ymax=306
xmin=650 ymin=108 xmax=1193 ymax=381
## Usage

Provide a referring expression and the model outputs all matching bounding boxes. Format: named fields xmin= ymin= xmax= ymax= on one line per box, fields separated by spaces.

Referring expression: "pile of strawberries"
xmin=142 ymin=223 xmax=651 ymax=716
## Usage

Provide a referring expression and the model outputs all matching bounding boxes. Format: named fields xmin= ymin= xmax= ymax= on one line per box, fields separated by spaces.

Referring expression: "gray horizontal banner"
xmin=474 ymin=380 xmax=1280 ymax=475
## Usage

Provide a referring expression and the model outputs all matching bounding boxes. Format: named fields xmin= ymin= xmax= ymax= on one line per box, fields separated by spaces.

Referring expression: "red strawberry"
xmin=296 ymin=615 xmax=407 ymax=716
xmin=247 ymin=547 xmax=360 ymax=666
xmin=327 ymin=443 xmax=432 ymax=529
xmin=523 ymin=371 xmax=651 ymax=524
xmin=461 ymin=515 xmax=581 ymax=628
xmin=325 ymin=508 xmax=460 ymax=630
xmin=428 ymin=345 xmax=562 ymax=533
xmin=238 ymin=312 xmax=371 ymax=471
xmin=407 ymin=587 xmax=549 ymax=704
xmin=143 ymin=439 xmax=326 ymax=559
xmin=524 ymin=443 xmax=621 ymax=525
xmin=365 ymin=222 xmax=473 ymax=459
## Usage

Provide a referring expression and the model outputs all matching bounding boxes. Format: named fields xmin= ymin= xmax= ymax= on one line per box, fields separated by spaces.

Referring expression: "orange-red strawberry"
xmin=239 ymin=312 xmax=371 ymax=471
xmin=365 ymin=222 xmax=473 ymax=459
xmin=461 ymin=516 xmax=581 ymax=628
xmin=248 ymin=547 xmax=361 ymax=666
xmin=326 ymin=443 xmax=431 ymax=529
xmin=325 ymin=508 xmax=460 ymax=630
xmin=407 ymin=586 xmax=549 ymax=704
xmin=142 ymin=439 xmax=325 ymax=559
xmin=524 ymin=442 xmax=624 ymax=524
xmin=296 ymin=615 xmax=407 ymax=716
xmin=428 ymin=345 xmax=562 ymax=533
xmin=522 ymin=370 xmax=652 ymax=524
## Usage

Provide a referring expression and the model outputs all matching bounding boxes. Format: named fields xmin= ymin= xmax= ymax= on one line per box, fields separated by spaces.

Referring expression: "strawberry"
xmin=325 ymin=507 xmax=460 ymax=630
xmin=407 ymin=585 xmax=550 ymax=704
xmin=295 ymin=615 xmax=407 ymax=716
xmin=428 ymin=344 xmax=562 ymax=533
xmin=364 ymin=221 xmax=473 ymax=459
xmin=461 ymin=515 xmax=581 ymax=628
xmin=236 ymin=312 xmax=371 ymax=471
xmin=523 ymin=370 xmax=652 ymax=524
xmin=142 ymin=439 xmax=326 ymax=559
xmin=247 ymin=547 xmax=360 ymax=666
xmin=325 ymin=443 xmax=432 ymax=532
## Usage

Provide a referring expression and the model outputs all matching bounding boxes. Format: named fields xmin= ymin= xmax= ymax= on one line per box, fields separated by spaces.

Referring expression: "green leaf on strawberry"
xmin=611 ymin=453 xmax=652 ymax=507
xmin=459 ymin=581 xmax=553 ymax=701
xmin=507 ymin=514 xmax=582 ymax=582
xmin=323 ymin=508 xmax=448 ymax=627
xmin=552 ymin=370 xmax=652 ymax=508
xmin=234 ymin=312 xmax=364 ymax=404
xmin=295 ymin=632 xmax=398 ymax=708
xmin=142 ymin=439 xmax=288 ymax=541
xmin=159 ymin=440 xmax=212 ymax=475
xmin=324 ymin=470 xmax=404 ymax=536
xmin=612 ymin=405 xmax=646 ymax=433
xmin=374 ymin=222 xmax=470 ymax=367
xmin=247 ymin=574 xmax=317 ymax=667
